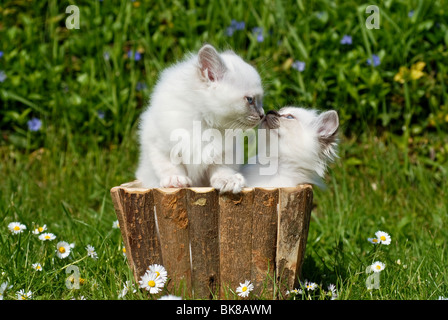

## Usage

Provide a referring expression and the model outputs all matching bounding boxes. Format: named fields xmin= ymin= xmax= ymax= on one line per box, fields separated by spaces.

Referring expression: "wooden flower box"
xmin=110 ymin=180 xmax=313 ymax=299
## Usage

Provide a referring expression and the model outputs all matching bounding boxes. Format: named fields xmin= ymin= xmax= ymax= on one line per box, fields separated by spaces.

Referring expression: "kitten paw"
xmin=211 ymin=173 xmax=245 ymax=194
xmin=160 ymin=175 xmax=192 ymax=188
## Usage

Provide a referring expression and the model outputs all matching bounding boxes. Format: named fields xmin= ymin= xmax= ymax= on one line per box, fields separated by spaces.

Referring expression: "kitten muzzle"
xmin=265 ymin=110 xmax=280 ymax=129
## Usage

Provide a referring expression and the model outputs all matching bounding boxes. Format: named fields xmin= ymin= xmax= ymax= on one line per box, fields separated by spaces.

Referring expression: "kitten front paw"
xmin=211 ymin=173 xmax=245 ymax=194
xmin=160 ymin=175 xmax=192 ymax=188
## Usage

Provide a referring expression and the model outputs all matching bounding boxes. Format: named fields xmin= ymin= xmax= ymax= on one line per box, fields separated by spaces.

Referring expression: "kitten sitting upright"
xmin=242 ymin=107 xmax=339 ymax=188
xmin=136 ymin=44 xmax=264 ymax=193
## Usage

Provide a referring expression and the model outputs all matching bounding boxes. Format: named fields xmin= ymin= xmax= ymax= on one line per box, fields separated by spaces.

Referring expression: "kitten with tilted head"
xmin=242 ymin=107 xmax=339 ymax=188
xmin=136 ymin=44 xmax=264 ymax=193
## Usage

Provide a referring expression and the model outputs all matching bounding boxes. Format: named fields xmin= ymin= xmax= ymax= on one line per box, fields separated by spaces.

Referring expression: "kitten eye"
xmin=282 ymin=114 xmax=295 ymax=119
xmin=245 ymin=96 xmax=254 ymax=105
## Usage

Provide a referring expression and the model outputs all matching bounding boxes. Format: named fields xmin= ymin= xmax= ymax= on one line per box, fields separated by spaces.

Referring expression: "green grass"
xmin=1 ymin=0 xmax=447 ymax=300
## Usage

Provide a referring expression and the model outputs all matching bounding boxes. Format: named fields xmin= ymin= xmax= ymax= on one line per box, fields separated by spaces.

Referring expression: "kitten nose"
xmin=266 ymin=110 xmax=280 ymax=117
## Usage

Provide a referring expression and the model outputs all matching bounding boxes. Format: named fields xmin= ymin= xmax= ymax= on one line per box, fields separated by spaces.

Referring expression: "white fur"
xmin=242 ymin=107 xmax=339 ymax=188
xmin=136 ymin=45 xmax=264 ymax=193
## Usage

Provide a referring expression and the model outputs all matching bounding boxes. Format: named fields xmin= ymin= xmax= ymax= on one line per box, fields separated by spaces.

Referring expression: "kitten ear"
xmin=198 ymin=44 xmax=227 ymax=82
xmin=316 ymin=110 xmax=339 ymax=159
xmin=316 ymin=110 xmax=339 ymax=139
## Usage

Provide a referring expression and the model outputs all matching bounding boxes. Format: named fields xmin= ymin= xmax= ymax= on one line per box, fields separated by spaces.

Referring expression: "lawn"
xmin=0 ymin=0 xmax=447 ymax=300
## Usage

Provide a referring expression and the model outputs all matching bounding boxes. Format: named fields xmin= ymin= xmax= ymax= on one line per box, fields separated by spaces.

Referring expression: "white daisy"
xmin=305 ymin=281 xmax=318 ymax=291
xmin=16 ymin=289 xmax=33 ymax=300
xmin=236 ymin=280 xmax=254 ymax=298
xmin=327 ymin=284 xmax=338 ymax=300
xmin=367 ymin=237 xmax=380 ymax=244
xmin=147 ymin=264 xmax=167 ymax=282
xmin=86 ymin=245 xmax=98 ymax=259
xmin=371 ymin=261 xmax=386 ymax=273
xmin=32 ymin=224 xmax=47 ymax=234
xmin=286 ymin=288 xmax=303 ymax=295
xmin=138 ymin=272 xmax=165 ymax=294
xmin=38 ymin=232 xmax=56 ymax=241
xmin=32 ymin=263 xmax=43 ymax=271
xmin=375 ymin=231 xmax=391 ymax=245
xmin=8 ymin=222 xmax=27 ymax=234
xmin=112 ymin=220 xmax=120 ymax=229
xmin=56 ymin=241 xmax=71 ymax=259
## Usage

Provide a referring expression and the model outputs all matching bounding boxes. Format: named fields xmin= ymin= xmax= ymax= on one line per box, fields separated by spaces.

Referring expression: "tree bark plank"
xmin=153 ymin=188 xmax=192 ymax=293
xmin=251 ymin=187 xmax=279 ymax=297
xmin=276 ymin=185 xmax=313 ymax=298
xmin=187 ymin=188 xmax=220 ymax=299
xmin=110 ymin=187 xmax=162 ymax=283
xmin=219 ymin=189 xmax=254 ymax=297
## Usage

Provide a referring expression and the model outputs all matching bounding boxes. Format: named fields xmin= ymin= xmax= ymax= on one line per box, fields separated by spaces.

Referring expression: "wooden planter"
xmin=110 ymin=181 xmax=313 ymax=299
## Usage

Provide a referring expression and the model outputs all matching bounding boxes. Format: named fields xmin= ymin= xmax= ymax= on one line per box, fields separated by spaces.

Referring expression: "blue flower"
xmin=367 ymin=54 xmax=380 ymax=67
xmin=136 ymin=81 xmax=147 ymax=91
xmin=27 ymin=118 xmax=42 ymax=131
xmin=226 ymin=26 xmax=235 ymax=37
xmin=136 ymin=82 xmax=147 ymax=91
xmin=97 ymin=110 xmax=105 ymax=119
xmin=127 ymin=50 xmax=142 ymax=61
xmin=252 ymin=27 xmax=264 ymax=42
xmin=0 ymin=51 xmax=3 ymax=58
xmin=340 ymin=35 xmax=352 ymax=45
xmin=0 ymin=70 xmax=6 ymax=82
xmin=292 ymin=60 xmax=306 ymax=72
xmin=226 ymin=20 xmax=245 ymax=36
xmin=408 ymin=10 xmax=414 ymax=18
xmin=234 ymin=21 xmax=245 ymax=31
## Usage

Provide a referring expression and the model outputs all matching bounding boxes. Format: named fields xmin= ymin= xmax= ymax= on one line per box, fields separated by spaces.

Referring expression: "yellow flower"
xmin=410 ymin=61 xmax=425 ymax=80
xmin=393 ymin=66 xmax=408 ymax=83
xmin=394 ymin=61 xmax=425 ymax=83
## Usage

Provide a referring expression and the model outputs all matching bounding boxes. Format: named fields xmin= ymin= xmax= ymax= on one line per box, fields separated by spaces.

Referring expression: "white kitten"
xmin=136 ymin=44 xmax=264 ymax=193
xmin=242 ymin=107 xmax=339 ymax=188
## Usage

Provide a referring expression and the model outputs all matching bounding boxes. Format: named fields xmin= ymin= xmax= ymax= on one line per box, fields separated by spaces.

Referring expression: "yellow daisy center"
xmin=372 ymin=239 xmax=378 ymax=243
xmin=45 ymin=235 xmax=50 ymax=239
xmin=39 ymin=227 xmax=44 ymax=232
xmin=376 ymin=265 xmax=381 ymax=270
xmin=59 ymin=247 xmax=66 ymax=253
xmin=380 ymin=236 xmax=386 ymax=241
xmin=14 ymin=226 xmax=21 ymax=231
xmin=155 ymin=271 xmax=160 ymax=277
xmin=122 ymin=247 xmax=126 ymax=253
xmin=148 ymin=280 xmax=156 ymax=287
xmin=242 ymin=286 xmax=247 ymax=292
